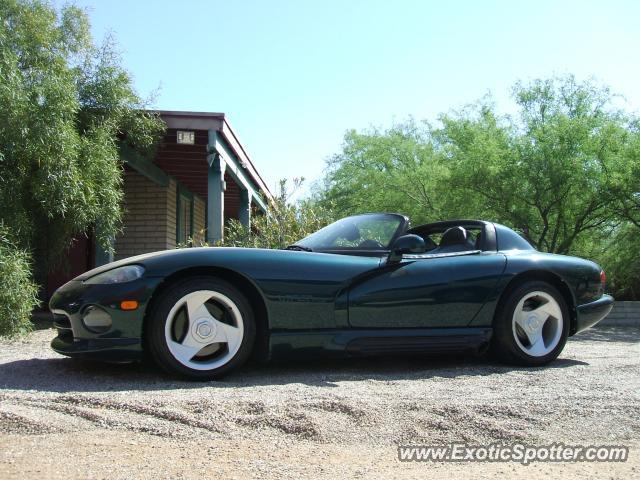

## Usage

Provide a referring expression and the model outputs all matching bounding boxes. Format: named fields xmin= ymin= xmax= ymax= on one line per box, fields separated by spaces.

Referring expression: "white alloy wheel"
xmin=164 ymin=290 xmax=244 ymax=370
xmin=511 ymin=290 xmax=563 ymax=357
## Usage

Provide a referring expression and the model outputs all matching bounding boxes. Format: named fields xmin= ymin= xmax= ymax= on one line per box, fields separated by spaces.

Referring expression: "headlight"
xmin=84 ymin=265 xmax=145 ymax=284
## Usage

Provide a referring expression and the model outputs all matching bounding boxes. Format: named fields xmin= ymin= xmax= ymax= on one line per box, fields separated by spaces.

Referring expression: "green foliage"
xmin=222 ymin=179 xmax=335 ymax=249
xmin=0 ymin=223 xmax=39 ymax=338
xmin=574 ymin=225 xmax=640 ymax=300
xmin=0 ymin=0 xmax=164 ymax=275
xmin=600 ymin=227 xmax=640 ymax=300
xmin=436 ymin=76 xmax=639 ymax=254
xmin=319 ymin=120 xmax=448 ymax=224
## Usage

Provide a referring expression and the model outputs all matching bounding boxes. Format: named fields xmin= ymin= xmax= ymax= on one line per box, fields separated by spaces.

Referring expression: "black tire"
xmin=491 ymin=280 xmax=569 ymax=366
xmin=146 ymin=277 xmax=256 ymax=380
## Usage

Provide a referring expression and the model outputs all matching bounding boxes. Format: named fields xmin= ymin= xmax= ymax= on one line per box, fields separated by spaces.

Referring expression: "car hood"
xmin=73 ymin=247 xmax=262 ymax=281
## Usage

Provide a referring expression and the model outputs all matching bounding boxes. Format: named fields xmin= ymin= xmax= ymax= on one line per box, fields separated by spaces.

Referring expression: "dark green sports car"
xmin=50 ymin=213 xmax=613 ymax=379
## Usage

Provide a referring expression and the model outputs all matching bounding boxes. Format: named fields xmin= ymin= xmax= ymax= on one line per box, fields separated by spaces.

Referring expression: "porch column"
xmin=239 ymin=189 xmax=252 ymax=228
xmin=207 ymin=130 xmax=226 ymax=243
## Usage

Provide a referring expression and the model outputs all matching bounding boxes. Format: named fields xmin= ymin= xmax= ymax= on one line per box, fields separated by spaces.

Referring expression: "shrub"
xmin=0 ymin=225 xmax=39 ymax=338
xmin=222 ymin=179 xmax=335 ymax=249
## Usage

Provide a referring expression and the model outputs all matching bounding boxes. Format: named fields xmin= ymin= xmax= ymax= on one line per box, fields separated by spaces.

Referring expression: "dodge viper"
xmin=49 ymin=213 xmax=614 ymax=379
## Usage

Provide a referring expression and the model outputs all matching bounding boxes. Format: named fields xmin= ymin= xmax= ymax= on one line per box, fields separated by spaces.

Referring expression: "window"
xmin=295 ymin=214 xmax=405 ymax=251
xmin=176 ymin=185 xmax=194 ymax=245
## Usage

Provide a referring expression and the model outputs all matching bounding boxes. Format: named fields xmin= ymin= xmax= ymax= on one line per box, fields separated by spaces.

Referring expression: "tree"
xmin=0 ymin=0 xmax=164 ymax=334
xmin=0 ymin=0 xmax=164 ymax=273
xmin=318 ymin=120 xmax=449 ymax=225
xmin=436 ymin=76 xmax=640 ymax=253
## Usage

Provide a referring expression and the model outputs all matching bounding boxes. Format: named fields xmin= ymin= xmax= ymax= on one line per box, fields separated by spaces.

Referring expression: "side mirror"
xmin=388 ymin=234 xmax=425 ymax=263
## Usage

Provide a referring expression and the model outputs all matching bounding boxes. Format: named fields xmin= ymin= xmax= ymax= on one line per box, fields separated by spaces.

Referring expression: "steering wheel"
xmin=357 ymin=239 xmax=385 ymax=249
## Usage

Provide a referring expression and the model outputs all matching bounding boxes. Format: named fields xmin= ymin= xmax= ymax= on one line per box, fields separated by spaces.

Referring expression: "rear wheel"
xmin=491 ymin=280 xmax=569 ymax=366
xmin=146 ymin=277 xmax=255 ymax=380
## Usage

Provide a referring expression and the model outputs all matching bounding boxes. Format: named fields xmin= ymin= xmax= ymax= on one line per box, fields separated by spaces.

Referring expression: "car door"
xmin=347 ymin=251 xmax=507 ymax=328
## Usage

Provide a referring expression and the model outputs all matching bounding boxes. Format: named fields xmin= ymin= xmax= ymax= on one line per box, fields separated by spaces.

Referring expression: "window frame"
xmin=176 ymin=183 xmax=194 ymax=246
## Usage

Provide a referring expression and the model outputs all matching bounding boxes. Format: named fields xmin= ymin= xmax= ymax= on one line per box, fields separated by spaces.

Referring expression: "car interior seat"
xmin=433 ymin=226 xmax=471 ymax=253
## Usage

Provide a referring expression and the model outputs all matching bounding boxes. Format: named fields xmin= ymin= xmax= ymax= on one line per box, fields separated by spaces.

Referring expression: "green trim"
xmin=206 ymin=131 xmax=226 ymax=243
xmin=176 ymin=182 xmax=195 ymax=245
xmin=119 ymin=142 xmax=169 ymax=187
xmin=177 ymin=183 xmax=194 ymax=201
xmin=176 ymin=183 xmax=181 ymax=244
xmin=207 ymin=131 xmax=268 ymax=212
xmin=239 ymin=189 xmax=251 ymax=227
xmin=190 ymin=196 xmax=194 ymax=241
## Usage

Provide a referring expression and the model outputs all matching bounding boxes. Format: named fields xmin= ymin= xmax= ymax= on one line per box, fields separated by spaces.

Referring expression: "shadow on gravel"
xmin=0 ymin=350 xmax=588 ymax=394
xmin=569 ymin=326 xmax=640 ymax=344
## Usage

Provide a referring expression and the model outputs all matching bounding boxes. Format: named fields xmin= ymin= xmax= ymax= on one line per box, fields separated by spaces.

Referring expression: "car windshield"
xmin=294 ymin=214 xmax=404 ymax=251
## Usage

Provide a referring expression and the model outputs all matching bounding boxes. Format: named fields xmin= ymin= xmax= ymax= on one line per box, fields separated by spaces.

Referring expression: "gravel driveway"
xmin=1 ymin=327 xmax=639 ymax=479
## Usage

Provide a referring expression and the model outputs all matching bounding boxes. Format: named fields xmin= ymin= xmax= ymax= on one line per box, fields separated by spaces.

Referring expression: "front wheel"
xmin=146 ymin=277 xmax=255 ymax=380
xmin=491 ymin=281 xmax=569 ymax=366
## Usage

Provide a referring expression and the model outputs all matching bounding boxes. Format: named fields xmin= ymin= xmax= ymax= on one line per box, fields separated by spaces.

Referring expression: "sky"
xmin=56 ymin=0 xmax=640 ymax=197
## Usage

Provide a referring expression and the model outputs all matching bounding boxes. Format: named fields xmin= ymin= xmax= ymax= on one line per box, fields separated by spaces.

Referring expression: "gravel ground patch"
xmin=1 ymin=327 xmax=639 ymax=479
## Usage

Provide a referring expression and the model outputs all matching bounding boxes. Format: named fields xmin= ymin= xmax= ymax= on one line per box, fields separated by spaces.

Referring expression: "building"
xmin=46 ymin=110 xmax=272 ymax=297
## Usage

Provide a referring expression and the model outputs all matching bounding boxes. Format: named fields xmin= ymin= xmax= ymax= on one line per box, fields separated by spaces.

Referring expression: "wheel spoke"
xmin=167 ymin=339 xmax=202 ymax=364
xmin=209 ymin=320 xmax=242 ymax=351
xmin=184 ymin=291 xmax=213 ymax=320
xmin=514 ymin=310 xmax=529 ymax=331
xmin=514 ymin=311 xmax=538 ymax=346
xmin=527 ymin=335 xmax=547 ymax=356
xmin=531 ymin=299 xmax=562 ymax=321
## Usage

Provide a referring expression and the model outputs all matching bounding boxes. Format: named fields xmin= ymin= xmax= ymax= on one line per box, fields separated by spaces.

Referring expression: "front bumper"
xmin=51 ymin=335 xmax=142 ymax=362
xmin=574 ymin=294 xmax=614 ymax=334
xmin=49 ymin=276 xmax=163 ymax=362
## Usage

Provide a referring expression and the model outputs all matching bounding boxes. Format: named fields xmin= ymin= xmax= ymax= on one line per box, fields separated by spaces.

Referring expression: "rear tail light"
xmin=600 ymin=270 xmax=606 ymax=290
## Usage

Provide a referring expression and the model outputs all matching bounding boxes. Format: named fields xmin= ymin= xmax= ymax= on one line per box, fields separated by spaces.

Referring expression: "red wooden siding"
xmin=153 ymin=128 xmax=242 ymax=220
xmin=153 ymin=128 xmax=209 ymax=199
xmin=224 ymin=171 xmax=240 ymax=220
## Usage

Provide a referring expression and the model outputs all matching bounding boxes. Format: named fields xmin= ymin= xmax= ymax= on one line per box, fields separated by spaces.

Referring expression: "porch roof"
xmin=156 ymin=110 xmax=273 ymax=204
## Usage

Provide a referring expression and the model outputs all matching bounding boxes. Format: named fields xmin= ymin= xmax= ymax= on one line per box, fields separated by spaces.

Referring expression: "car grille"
xmin=53 ymin=312 xmax=73 ymax=341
